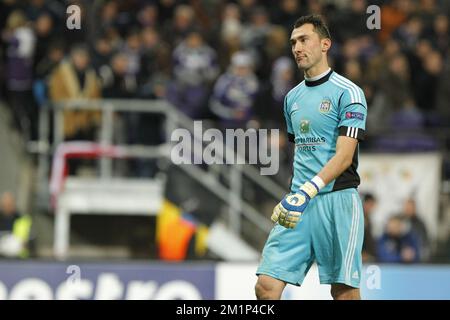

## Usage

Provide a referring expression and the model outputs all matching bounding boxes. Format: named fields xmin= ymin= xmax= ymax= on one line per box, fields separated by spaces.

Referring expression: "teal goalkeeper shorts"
xmin=256 ymin=188 xmax=364 ymax=288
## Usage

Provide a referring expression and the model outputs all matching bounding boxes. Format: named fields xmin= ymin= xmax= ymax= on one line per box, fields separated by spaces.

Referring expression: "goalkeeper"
xmin=255 ymin=15 xmax=367 ymax=300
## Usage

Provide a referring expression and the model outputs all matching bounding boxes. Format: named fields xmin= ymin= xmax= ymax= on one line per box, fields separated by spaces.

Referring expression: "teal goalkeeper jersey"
xmin=284 ymin=70 xmax=367 ymax=194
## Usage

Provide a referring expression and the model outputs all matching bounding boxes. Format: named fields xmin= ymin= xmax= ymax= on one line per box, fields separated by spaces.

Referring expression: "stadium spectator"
xmin=35 ymin=41 xmax=64 ymax=80
xmin=435 ymin=58 xmax=450 ymax=127
xmin=417 ymin=0 xmax=439 ymax=27
xmin=377 ymin=215 xmax=421 ymax=263
xmin=209 ymin=51 xmax=258 ymax=129
xmin=362 ymin=193 xmax=377 ymax=263
xmin=271 ymin=0 xmax=303 ymax=34
xmin=137 ymin=3 xmax=159 ymax=29
xmin=101 ymin=53 xmax=136 ymax=99
xmin=98 ymin=0 xmax=119 ymax=36
xmin=49 ymin=44 xmax=101 ymax=140
xmin=100 ymin=52 xmax=139 ymax=156
xmin=90 ymin=34 xmax=114 ymax=75
xmin=428 ymin=14 xmax=449 ymax=56
xmin=121 ymin=29 xmax=142 ymax=78
xmin=379 ymin=0 xmax=413 ymax=44
xmin=393 ymin=15 xmax=424 ymax=51
xmin=167 ymin=29 xmax=219 ymax=119
xmin=100 ymin=52 xmax=162 ymax=179
xmin=26 ymin=0 xmax=64 ymax=22
xmin=407 ymin=37 xmax=443 ymax=119
xmin=334 ymin=0 xmax=370 ymax=40
xmin=163 ymin=4 xmax=197 ymax=47
xmin=0 ymin=192 xmax=32 ymax=258
xmin=332 ymin=38 xmax=364 ymax=75
xmin=2 ymin=10 xmax=36 ymax=140
xmin=375 ymin=53 xmax=416 ymax=134
xmin=237 ymin=0 xmax=259 ymax=23
xmin=33 ymin=12 xmax=57 ymax=73
xmin=400 ymin=198 xmax=430 ymax=262
xmin=156 ymin=0 xmax=177 ymax=25
xmin=367 ymin=38 xmax=401 ymax=84
xmin=33 ymin=41 xmax=64 ymax=107
xmin=343 ymin=59 xmax=363 ymax=84
xmin=240 ymin=6 xmax=273 ymax=76
xmin=0 ymin=192 xmax=19 ymax=233
xmin=256 ymin=56 xmax=295 ymax=129
xmin=307 ymin=0 xmax=325 ymax=15
xmin=0 ymin=0 xmax=20 ymax=32
xmin=100 ymin=51 xmax=137 ymax=148
xmin=269 ymin=57 xmax=295 ymax=107
xmin=138 ymin=27 xmax=171 ymax=98
xmin=218 ymin=3 xmax=243 ymax=70
xmin=263 ymin=26 xmax=290 ymax=76
xmin=365 ymin=40 xmax=400 ymax=135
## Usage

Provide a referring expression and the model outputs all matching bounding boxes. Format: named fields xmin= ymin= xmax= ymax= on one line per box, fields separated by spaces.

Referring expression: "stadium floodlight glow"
xmin=170 ymin=121 xmax=280 ymax=175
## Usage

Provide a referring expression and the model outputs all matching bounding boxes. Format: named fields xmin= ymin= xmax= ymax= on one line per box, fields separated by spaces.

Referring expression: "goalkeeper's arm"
xmin=315 ymin=136 xmax=358 ymax=187
xmin=273 ymin=136 xmax=358 ymax=228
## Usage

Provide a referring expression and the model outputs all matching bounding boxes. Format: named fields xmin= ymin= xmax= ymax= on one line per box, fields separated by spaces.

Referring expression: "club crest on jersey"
xmin=319 ymin=99 xmax=332 ymax=113
xmin=300 ymin=120 xmax=310 ymax=133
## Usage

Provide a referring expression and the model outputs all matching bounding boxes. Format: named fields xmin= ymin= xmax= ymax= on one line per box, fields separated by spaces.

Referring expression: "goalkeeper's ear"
xmin=321 ymin=37 xmax=331 ymax=53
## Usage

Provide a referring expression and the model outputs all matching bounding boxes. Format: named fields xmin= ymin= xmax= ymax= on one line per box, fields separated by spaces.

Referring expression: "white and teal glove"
xmin=271 ymin=177 xmax=325 ymax=229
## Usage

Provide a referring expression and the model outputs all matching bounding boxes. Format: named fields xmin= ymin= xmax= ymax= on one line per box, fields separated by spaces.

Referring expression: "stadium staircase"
xmin=0 ymin=102 xmax=34 ymax=219
xmin=32 ymin=99 xmax=287 ymax=261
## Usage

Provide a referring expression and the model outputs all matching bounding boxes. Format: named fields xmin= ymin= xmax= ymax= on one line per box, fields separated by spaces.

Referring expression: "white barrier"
xmin=359 ymin=153 xmax=442 ymax=238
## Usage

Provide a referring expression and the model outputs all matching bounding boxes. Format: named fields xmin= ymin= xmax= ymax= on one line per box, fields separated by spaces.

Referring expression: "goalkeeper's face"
xmin=290 ymin=24 xmax=330 ymax=71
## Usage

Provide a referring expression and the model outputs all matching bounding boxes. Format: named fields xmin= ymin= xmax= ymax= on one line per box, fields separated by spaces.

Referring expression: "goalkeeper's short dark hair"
xmin=294 ymin=14 xmax=331 ymax=40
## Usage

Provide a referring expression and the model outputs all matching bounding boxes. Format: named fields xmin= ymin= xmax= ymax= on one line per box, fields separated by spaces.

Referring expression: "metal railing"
xmin=35 ymin=99 xmax=286 ymax=239
xmin=26 ymin=98 xmax=450 ymax=261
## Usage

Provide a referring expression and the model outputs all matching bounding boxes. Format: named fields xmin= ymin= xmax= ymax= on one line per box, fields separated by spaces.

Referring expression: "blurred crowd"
xmin=0 ymin=0 xmax=449 ymax=142
xmin=0 ymin=0 xmax=449 ymax=261
xmin=362 ymin=193 xmax=431 ymax=263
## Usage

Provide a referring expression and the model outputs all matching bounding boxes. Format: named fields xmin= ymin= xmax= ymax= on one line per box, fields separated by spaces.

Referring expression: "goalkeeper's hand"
xmin=271 ymin=180 xmax=321 ymax=229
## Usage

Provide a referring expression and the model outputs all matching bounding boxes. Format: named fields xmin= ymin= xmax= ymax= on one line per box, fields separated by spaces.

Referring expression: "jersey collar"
xmin=305 ymin=69 xmax=333 ymax=87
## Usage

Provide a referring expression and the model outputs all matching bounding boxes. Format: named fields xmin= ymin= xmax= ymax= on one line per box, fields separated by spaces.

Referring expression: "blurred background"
xmin=0 ymin=0 xmax=449 ymax=299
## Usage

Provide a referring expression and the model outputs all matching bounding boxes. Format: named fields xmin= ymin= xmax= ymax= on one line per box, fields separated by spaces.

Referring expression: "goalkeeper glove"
xmin=271 ymin=177 xmax=324 ymax=229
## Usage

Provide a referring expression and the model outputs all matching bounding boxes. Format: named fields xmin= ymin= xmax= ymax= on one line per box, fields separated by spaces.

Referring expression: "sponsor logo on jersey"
xmin=298 ymin=137 xmax=326 ymax=144
xmin=295 ymin=136 xmax=327 ymax=152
